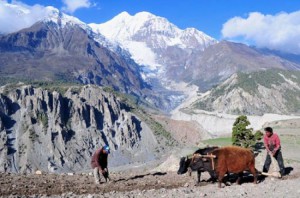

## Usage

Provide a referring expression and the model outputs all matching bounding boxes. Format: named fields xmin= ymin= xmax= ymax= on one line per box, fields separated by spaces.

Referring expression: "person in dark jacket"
xmin=91 ymin=145 xmax=110 ymax=184
xmin=262 ymin=127 xmax=285 ymax=176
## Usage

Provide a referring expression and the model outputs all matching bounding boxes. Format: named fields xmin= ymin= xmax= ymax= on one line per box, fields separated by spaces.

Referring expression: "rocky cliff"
xmin=192 ymin=69 xmax=300 ymax=115
xmin=0 ymin=84 xmax=159 ymax=173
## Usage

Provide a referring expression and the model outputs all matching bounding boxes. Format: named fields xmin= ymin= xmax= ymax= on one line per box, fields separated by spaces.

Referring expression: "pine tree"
xmin=232 ymin=115 xmax=263 ymax=148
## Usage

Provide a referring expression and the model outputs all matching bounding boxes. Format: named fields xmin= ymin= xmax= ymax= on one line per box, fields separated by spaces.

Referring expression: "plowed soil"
xmin=1 ymin=165 xmax=300 ymax=198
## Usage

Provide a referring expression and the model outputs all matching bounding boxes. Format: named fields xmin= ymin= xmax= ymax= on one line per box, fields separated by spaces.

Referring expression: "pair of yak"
xmin=177 ymin=146 xmax=259 ymax=188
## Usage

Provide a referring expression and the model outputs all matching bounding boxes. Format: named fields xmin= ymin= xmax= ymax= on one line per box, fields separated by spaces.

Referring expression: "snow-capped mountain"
xmin=41 ymin=8 xmax=85 ymax=28
xmin=1 ymin=2 xmax=118 ymax=48
xmin=90 ymin=11 xmax=215 ymax=49
xmin=89 ymin=11 xmax=217 ymax=71
xmin=2 ymin=3 xmax=300 ymax=113
xmin=0 ymin=4 xmax=150 ymax=99
xmin=1 ymin=3 xmax=190 ymax=111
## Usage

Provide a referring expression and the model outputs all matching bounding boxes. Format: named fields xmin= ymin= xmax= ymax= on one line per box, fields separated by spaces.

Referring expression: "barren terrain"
xmin=1 ymin=162 xmax=300 ymax=198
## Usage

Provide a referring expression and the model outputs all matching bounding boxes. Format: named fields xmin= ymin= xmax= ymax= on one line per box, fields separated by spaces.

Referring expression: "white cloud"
xmin=62 ymin=0 xmax=91 ymax=13
xmin=0 ymin=0 xmax=52 ymax=34
xmin=222 ymin=11 xmax=300 ymax=54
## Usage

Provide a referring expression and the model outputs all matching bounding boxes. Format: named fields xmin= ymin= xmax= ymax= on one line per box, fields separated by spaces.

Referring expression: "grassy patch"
xmin=202 ymin=137 xmax=232 ymax=147
xmin=0 ymin=78 xmax=82 ymax=96
xmin=37 ymin=112 xmax=48 ymax=129
xmin=134 ymin=109 xmax=176 ymax=146
xmin=0 ymin=76 xmax=24 ymax=86
xmin=102 ymin=86 xmax=154 ymax=109
xmin=31 ymin=81 xmax=81 ymax=95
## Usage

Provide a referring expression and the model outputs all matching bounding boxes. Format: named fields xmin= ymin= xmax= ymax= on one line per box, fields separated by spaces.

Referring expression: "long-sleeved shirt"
xmin=91 ymin=148 xmax=108 ymax=169
xmin=263 ymin=133 xmax=281 ymax=153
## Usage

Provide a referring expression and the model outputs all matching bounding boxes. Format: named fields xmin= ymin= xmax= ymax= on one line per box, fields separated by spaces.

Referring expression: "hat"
xmin=103 ymin=145 xmax=110 ymax=154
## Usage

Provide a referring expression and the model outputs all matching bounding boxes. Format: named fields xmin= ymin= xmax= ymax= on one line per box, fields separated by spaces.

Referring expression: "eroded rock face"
xmin=0 ymin=85 xmax=158 ymax=173
xmin=193 ymin=70 xmax=300 ymax=115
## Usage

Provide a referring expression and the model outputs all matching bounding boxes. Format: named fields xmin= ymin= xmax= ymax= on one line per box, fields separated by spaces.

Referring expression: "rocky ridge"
xmin=0 ymin=84 xmax=159 ymax=173
xmin=192 ymin=69 xmax=300 ymax=115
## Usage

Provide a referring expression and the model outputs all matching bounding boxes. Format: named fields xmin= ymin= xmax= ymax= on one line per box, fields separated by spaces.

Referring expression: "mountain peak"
xmin=3 ymin=3 xmax=67 ymax=23
xmin=1 ymin=3 xmax=86 ymax=34
xmin=113 ymin=11 xmax=159 ymax=22
xmin=42 ymin=6 xmax=85 ymax=27
xmin=109 ymin=11 xmax=132 ymax=23
xmin=134 ymin=11 xmax=157 ymax=20
xmin=90 ymin=11 xmax=216 ymax=44
xmin=116 ymin=11 xmax=131 ymax=18
xmin=89 ymin=11 xmax=217 ymax=71
xmin=105 ymin=11 xmax=158 ymax=26
xmin=90 ymin=11 xmax=165 ymax=42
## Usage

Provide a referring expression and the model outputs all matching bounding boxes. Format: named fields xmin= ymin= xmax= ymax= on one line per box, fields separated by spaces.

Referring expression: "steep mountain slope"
xmin=0 ymin=7 xmax=147 ymax=97
xmin=192 ymin=69 xmax=300 ymax=115
xmin=89 ymin=11 xmax=217 ymax=75
xmin=183 ymin=41 xmax=300 ymax=90
xmin=0 ymin=84 xmax=166 ymax=173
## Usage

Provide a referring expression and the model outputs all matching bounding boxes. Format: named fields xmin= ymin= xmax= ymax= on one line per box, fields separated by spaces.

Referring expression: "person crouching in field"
xmin=91 ymin=145 xmax=110 ymax=184
xmin=262 ymin=127 xmax=285 ymax=176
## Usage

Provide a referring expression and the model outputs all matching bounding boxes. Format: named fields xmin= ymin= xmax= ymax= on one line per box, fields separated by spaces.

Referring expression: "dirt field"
xmin=0 ymin=171 xmax=191 ymax=197
xmin=1 ymin=119 xmax=299 ymax=197
xmin=1 ymin=162 xmax=300 ymax=198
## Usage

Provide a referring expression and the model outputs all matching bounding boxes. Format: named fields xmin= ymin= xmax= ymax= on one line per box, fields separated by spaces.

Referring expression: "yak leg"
xmin=236 ymin=172 xmax=243 ymax=185
xmin=217 ymin=171 xmax=226 ymax=188
xmin=207 ymin=171 xmax=216 ymax=183
xmin=197 ymin=170 xmax=201 ymax=183
xmin=249 ymin=165 xmax=257 ymax=184
xmin=188 ymin=167 xmax=192 ymax=176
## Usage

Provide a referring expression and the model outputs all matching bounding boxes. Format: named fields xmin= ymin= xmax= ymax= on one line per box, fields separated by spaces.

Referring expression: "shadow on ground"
xmin=113 ymin=172 xmax=167 ymax=183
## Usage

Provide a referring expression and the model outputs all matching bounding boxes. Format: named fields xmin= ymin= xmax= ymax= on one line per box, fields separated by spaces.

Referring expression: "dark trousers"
xmin=263 ymin=150 xmax=285 ymax=175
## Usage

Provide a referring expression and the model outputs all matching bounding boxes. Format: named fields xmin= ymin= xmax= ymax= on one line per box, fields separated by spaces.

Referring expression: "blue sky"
xmin=2 ymin=0 xmax=300 ymax=54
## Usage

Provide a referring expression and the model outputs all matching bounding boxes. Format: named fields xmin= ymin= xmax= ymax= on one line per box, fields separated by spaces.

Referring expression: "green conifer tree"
xmin=232 ymin=115 xmax=262 ymax=148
